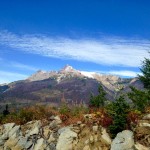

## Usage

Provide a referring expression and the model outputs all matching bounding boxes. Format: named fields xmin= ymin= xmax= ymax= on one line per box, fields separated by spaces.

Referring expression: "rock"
xmin=83 ymin=145 xmax=91 ymax=150
xmin=8 ymin=125 xmax=20 ymax=138
xmin=80 ymin=124 xmax=86 ymax=129
xmin=43 ymin=126 xmax=51 ymax=139
xmin=0 ymin=139 xmax=5 ymax=146
xmin=54 ymin=116 xmax=62 ymax=124
xmin=13 ymin=136 xmax=28 ymax=149
xmin=84 ymin=114 xmax=93 ymax=119
xmin=4 ymin=123 xmax=15 ymax=132
xmin=77 ymin=121 xmax=82 ymax=125
xmin=139 ymin=122 xmax=150 ymax=127
xmin=28 ymin=126 xmax=39 ymax=136
xmin=2 ymin=123 xmax=16 ymax=140
xmin=25 ymin=120 xmax=41 ymax=136
xmin=4 ymin=137 xmax=19 ymax=149
xmin=33 ymin=138 xmax=47 ymax=150
xmin=111 ymin=130 xmax=134 ymax=150
xmin=49 ymin=143 xmax=56 ymax=150
xmin=89 ymin=135 xmax=94 ymax=143
xmin=56 ymin=127 xmax=77 ymax=150
xmin=0 ymin=125 xmax=3 ymax=135
xmin=101 ymin=128 xmax=111 ymax=145
xmin=71 ymin=126 xmax=80 ymax=133
xmin=25 ymin=141 xmax=33 ymax=149
xmin=85 ymin=139 xmax=90 ymax=145
xmin=49 ymin=121 xmax=59 ymax=130
xmin=93 ymin=125 xmax=98 ymax=133
xmin=135 ymin=142 xmax=150 ymax=150
xmin=143 ymin=114 xmax=150 ymax=120
xmin=47 ymin=133 xmax=56 ymax=143
xmin=93 ymin=134 xmax=99 ymax=142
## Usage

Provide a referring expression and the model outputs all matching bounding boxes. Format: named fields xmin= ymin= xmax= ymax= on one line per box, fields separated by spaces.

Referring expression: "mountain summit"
xmin=0 ymin=64 xmax=143 ymax=106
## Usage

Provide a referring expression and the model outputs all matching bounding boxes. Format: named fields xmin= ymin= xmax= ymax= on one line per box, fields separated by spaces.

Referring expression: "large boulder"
xmin=24 ymin=120 xmax=42 ymax=137
xmin=111 ymin=130 xmax=134 ymax=150
xmin=56 ymin=127 xmax=78 ymax=150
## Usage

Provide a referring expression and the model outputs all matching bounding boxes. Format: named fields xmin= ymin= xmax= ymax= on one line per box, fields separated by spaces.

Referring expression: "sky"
xmin=0 ymin=0 xmax=150 ymax=83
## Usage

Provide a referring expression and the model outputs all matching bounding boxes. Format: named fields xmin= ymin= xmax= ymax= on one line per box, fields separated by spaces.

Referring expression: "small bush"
xmin=127 ymin=110 xmax=142 ymax=130
xmin=59 ymin=103 xmax=70 ymax=115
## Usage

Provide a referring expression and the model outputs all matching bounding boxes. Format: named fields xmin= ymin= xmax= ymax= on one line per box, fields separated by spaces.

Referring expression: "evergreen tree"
xmin=138 ymin=52 xmax=150 ymax=90
xmin=3 ymin=104 xmax=10 ymax=116
xmin=89 ymin=85 xmax=107 ymax=108
xmin=128 ymin=86 xmax=150 ymax=111
xmin=107 ymin=95 xmax=129 ymax=138
xmin=127 ymin=53 xmax=150 ymax=110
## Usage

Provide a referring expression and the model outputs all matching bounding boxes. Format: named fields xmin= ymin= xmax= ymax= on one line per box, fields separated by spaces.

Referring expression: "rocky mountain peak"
xmin=60 ymin=64 xmax=77 ymax=73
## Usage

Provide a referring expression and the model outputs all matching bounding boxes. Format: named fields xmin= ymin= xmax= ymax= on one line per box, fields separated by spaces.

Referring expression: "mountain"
xmin=0 ymin=65 xmax=143 ymax=106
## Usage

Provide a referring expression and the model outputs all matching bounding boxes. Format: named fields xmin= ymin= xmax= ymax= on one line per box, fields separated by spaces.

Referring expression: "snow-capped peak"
xmin=63 ymin=65 xmax=74 ymax=72
xmin=80 ymin=71 xmax=95 ymax=78
xmin=60 ymin=65 xmax=79 ymax=73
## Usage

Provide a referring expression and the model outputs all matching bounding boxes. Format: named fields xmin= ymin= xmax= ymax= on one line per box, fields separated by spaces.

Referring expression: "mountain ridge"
xmin=0 ymin=65 xmax=143 ymax=106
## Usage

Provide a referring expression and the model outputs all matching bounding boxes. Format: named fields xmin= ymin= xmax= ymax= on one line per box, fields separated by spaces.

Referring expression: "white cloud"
xmin=0 ymin=30 xmax=149 ymax=67
xmin=0 ymin=71 xmax=28 ymax=84
xmin=81 ymin=70 xmax=141 ymax=77
xmin=106 ymin=70 xmax=142 ymax=77
xmin=9 ymin=62 xmax=37 ymax=71
xmin=0 ymin=58 xmax=38 ymax=71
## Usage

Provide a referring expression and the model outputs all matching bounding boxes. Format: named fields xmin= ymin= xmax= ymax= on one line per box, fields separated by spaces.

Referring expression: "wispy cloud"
xmin=0 ymin=58 xmax=37 ymax=71
xmin=9 ymin=62 xmax=37 ymax=71
xmin=106 ymin=70 xmax=141 ymax=77
xmin=82 ymin=70 xmax=141 ymax=77
xmin=0 ymin=71 xmax=28 ymax=84
xmin=0 ymin=30 xmax=149 ymax=67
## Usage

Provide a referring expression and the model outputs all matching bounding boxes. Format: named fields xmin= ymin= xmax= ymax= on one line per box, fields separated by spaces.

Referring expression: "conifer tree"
xmin=138 ymin=52 xmax=150 ymax=90
xmin=89 ymin=85 xmax=107 ymax=108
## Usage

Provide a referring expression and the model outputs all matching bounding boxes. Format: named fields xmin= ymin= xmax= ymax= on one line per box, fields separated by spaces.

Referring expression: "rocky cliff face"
xmin=0 ymin=113 xmax=150 ymax=150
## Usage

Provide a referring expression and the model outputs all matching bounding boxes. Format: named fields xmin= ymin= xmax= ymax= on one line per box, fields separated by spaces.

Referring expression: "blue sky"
xmin=0 ymin=0 xmax=150 ymax=83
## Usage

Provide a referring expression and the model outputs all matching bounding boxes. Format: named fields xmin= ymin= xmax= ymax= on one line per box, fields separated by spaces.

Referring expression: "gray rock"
xmin=111 ymin=130 xmax=134 ymax=150
xmin=49 ymin=143 xmax=56 ymax=150
xmin=26 ymin=120 xmax=41 ymax=136
xmin=8 ymin=125 xmax=20 ymax=138
xmin=56 ymin=127 xmax=77 ymax=150
xmin=33 ymin=138 xmax=48 ymax=150
xmin=3 ymin=123 xmax=15 ymax=132
xmin=0 ymin=139 xmax=5 ymax=146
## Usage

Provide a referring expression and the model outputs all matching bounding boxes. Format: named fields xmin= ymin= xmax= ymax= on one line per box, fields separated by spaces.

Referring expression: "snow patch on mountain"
xmin=80 ymin=71 xmax=95 ymax=78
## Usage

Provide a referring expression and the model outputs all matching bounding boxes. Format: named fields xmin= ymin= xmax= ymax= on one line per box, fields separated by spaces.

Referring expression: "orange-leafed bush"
xmin=61 ymin=114 xmax=84 ymax=126
xmin=1 ymin=105 xmax=57 ymax=125
xmin=127 ymin=110 xmax=141 ymax=124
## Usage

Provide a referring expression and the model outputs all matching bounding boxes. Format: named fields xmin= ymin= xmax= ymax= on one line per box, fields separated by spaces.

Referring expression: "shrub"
xmin=127 ymin=110 xmax=142 ymax=130
xmin=59 ymin=103 xmax=70 ymax=115
xmin=107 ymin=95 xmax=130 ymax=138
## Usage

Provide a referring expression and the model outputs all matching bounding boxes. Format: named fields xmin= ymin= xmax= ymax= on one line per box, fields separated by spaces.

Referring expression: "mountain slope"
xmin=0 ymin=65 xmax=143 ymax=105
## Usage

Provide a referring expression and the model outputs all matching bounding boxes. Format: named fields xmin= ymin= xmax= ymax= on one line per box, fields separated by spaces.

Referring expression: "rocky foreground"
xmin=0 ymin=114 xmax=150 ymax=150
